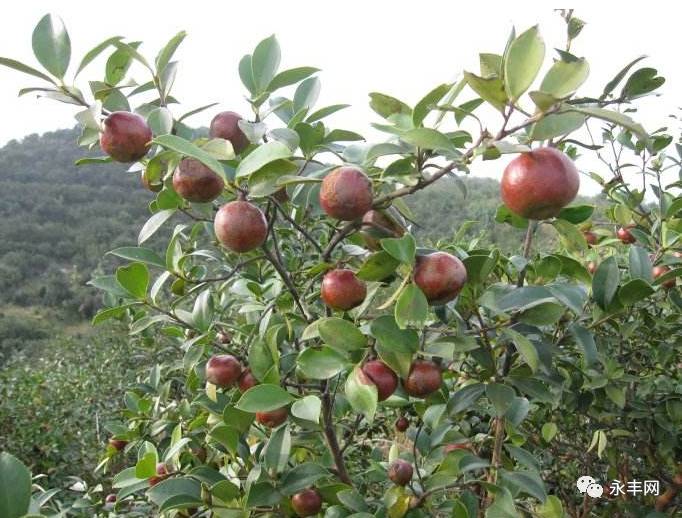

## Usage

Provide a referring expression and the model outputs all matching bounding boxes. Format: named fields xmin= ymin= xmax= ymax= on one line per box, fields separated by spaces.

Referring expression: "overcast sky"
xmin=1 ymin=2 xmax=680 ymax=194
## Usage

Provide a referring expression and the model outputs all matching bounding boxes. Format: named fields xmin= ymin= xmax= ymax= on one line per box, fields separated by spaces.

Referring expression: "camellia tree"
xmin=2 ymin=9 xmax=682 ymax=518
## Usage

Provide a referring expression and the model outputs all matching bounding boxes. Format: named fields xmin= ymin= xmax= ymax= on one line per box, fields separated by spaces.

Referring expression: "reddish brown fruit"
xmin=100 ymin=111 xmax=152 ymax=163
xmin=108 ymin=438 xmax=127 ymax=451
xmin=291 ymin=488 xmax=323 ymax=517
xmin=583 ymin=231 xmax=598 ymax=246
xmin=388 ymin=459 xmax=413 ymax=486
xmin=149 ymin=462 xmax=169 ymax=486
xmin=205 ymin=354 xmax=242 ymax=388
xmin=105 ymin=494 xmax=117 ymax=504
xmin=321 ymin=269 xmax=367 ymax=311
xmin=209 ymin=111 xmax=249 ymax=154
xmin=653 ymin=265 xmax=675 ymax=289
xmin=404 ymin=360 xmax=442 ymax=398
xmin=587 ymin=261 xmax=598 ymax=275
xmin=172 ymin=158 xmax=224 ymax=203
xmin=238 ymin=368 xmax=258 ymax=392
xmin=256 ymin=407 xmax=288 ymax=428
xmin=617 ymin=225 xmax=636 ymax=244
xmin=319 ymin=167 xmax=373 ymax=221
xmin=395 ymin=416 xmax=409 ymax=432
xmin=360 ymin=209 xmax=406 ymax=250
xmin=414 ymin=252 xmax=467 ymax=305
xmin=214 ymin=201 xmax=268 ymax=252
xmin=362 ymin=360 xmax=398 ymax=401
xmin=501 ymin=147 xmax=579 ymax=220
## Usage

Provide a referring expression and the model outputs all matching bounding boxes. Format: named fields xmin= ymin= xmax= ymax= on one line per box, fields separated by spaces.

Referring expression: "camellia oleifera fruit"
xmin=395 ymin=416 xmax=409 ymax=432
xmin=205 ymin=354 xmax=242 ymax=388
xmin=209 ymin=111 xmax=250 ymax=154
xmin=653 ymin=265 xmax=675 ymax=289
xmin=100 ymin=111 xmax=152 ymax=163
xmin=414 ymin=252 xmax=467 ymax=305
xmin=149 ymin=462 xmax=170 ymax=486
xmin=172 ymin=158 xmax=224 ymax=203
xmin=256 ymin=407 xmax=289 ymax=428
xmin=362 ymin=360 xmax=398 ymax=401
xmin=387 ymin=459 xmax=413 ymax=486
xmin=214 ymin=200 xmax=268 ymax=252
xmin=617 ymin=225 xmax=636 ymax=244
xmin=500 ymin=147 xmax=579 ymax=220
xmin=238 ymin=368 xmax=258 ymax=392
xmin=360 ymin=208 xmax=406 ymax=250
xmin=319 ymin=166 xmax=373 ymax=220
xmin=108 ymin=438 xmax=127 ymax=451
xmin=404 ymin=359 xmax=442 ymax=398
xmin=320 ymin=269 xmax=367 ymax=310
xmin=291 ymin=488 xmax=323 ymax=517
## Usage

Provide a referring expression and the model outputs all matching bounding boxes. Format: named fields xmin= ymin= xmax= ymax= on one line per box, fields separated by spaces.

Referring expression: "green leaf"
xmin=148 ymin=107 xmax=174 ymax=136
xmin=517 ymin=301 xmax=564 ymax=326
xmin=401 ymin=128 xmax=454 ymax=152
xmin=135 ymin=451 xmax=157 ymax=479
xmin=109 ymin=247 xmax=165 ymax=268
xmin=395 ymin=284 xmax=428 ymax=329
xmin=569 ymin=324 xmax=598 ymax=367
xmin=291 ymin=395 xmax=322 ymax=423
xmin=75 ymin=36 xmax=122 ymax=77
xmin=153 ymin=135 xmax=228 ymax=181
xmin=605 ymin=385 xmax=626 ymax=409
xmin=293 ymin=77 xmax=320 ymax=113
xmin=268 ymin=66 xmax=319 ymax=92
xmin=138 ymin=209 xmax=175 ymax=245
xmin=370 ymin=315 xmax=419 ymax=354
xmin=500 ymin=470 xmax=547 ymax=502
xmin=116 ymin=263 xmax=149 ymax=300
xmin=147 ymin=478 xmax=201 ymax=508
xmin=357 ymin=251 xmax=400 ymax=281
xmin=463 ymin=72 xmax=507 ymax=112
xmin=110 ymin=40 xmax=152 ymax=72
xmin=628 ymin=246 xmax=653 ymax=282
xmin=501 ymin=329 xmax=538 ymax=372
xmin=0 ymin=452 xmax=31 ymax=518
xmin=248 ymin=159 xmax=299 ymax=197
xmin=318 ymin=317 xmax=367 ymax=352
xmin=307 ymin=104 xmax=350 ymax=123
xmin=485 ymin=486 xmax=519 ymax=518
xmin=381 ymin=234 xmax=416 ymax=264
xmin=239 ymin=54 xmax=256 ymax=94
xmin=296 ymin=346 xmax=349 ymax=380
xmin=280 ymin=463 xmax=329 ymax=495
xmin=236 ymin=384 xmax=295 ymax=412
xmin=541 ymin=423 xmax=558 ymax=442
xmin=592 ymin=256 xmax=620 ymax=310
xmin=530 ymin=110 xmax=585 ymax=140
xmin=448 ymin=383 xmax=485 ymax=415
xmin=263 ymin=424 xmax=291 ymax=473
xmin=105 ymin=42 xmax=140 ymax=85
xmin=556 ymin=205 xmax=593 ymax=224
xmin=536 ymin=495 xmax=565 ymax=518
xmin=602 ymin=55 xmax=646 ymax=97
xmin=251 ymin=35 xmax=281 ymax=92
xmin=159 ymin=494 xmax=203 ymax=513
xmin=369 ymin=92 xmax=411 ymax=120
xmin=480 ymin=53 xmax=502 ymax=77
xmin=413 ymin=83 xmax=451 ymax=126
xmin=192 ymin=289 xmax=214 ymax=332
xmin=155 ymin=31 xmax=187 ymax=74
xmin=622 ymin=67 xmax=664 ymax=99
xmin=567 ymin=106 xmax=649 ymax=145
xmin=618 ymin=279 xmax=654 ymax=305
xmin=0 ymin=57 xmax=56 ymax=84
xmin=236 ymin=141 xmax=291 ymax=179
xmin=539 ymin=58 xmax=589 ymax=98
xmin=486 ymin=383 xmax=516 ymax=416
xmin=345 ymin=365 xmax=378 ymax=422
xmin=552 ymin=219 xmax=587 ymax=253
xmin=504 ymin=25 xmax=545 ymax=101
xmin=32 ymin=14 xmax=71 ymax=78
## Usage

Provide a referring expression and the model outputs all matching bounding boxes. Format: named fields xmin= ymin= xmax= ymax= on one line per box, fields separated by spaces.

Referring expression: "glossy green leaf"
xmin=486 ymin=383 xmax=516 ymax=417
xmin=0 ymin=452 xmax=31 ymax=518
xmin=296 ymin=346 xmax=349 ymax=380
xmin=395 ymin=284 xmax=428 ymax=329
xmin=592 ymin=256 xmax=620 ymax=309
xmin=268 ymin=66 xmax=319 ymax=92
xmin=251 ymin=35 xmax=281 ymax=92
xmin=263 ymin=424 xmax=290 ymax=473
xmin=236 ymin=141 xmax=291 ymax=179
xmin=318 ymin=317 xmax=367 ymax=351
xmin=504 ymin=25 xmax=545 ymax=101
xmin=463 ymin=72 xmax=507 ymax=113
xmin=291 ymin=395 xmax=322 ymax=423
xmin=357 ymin=251 xmax=400 ymax=281
xmin=138 ymin=209 xmax=176 ymax=245
xmin=236 ymin=384 xmax=295 ymax=412
xmin=153 ymin=135 xmax=227 ymax=180
xmin=116 ymin=262 xmax=149 ymax=300
xmin=345 ymin=365 xmax=378 ymax=422
xmin=32 ymin=14 xmax=71 ymax=78
xmin=381 ymin=234 xmax=416 ymax=264
xmin=539 ymin=58 xmax=589 ymax=98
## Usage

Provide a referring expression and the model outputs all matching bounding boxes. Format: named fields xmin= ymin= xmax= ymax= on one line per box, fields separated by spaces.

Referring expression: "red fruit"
xmin=100 ymin=111 xmax=152 ymax=163
xmin=583 ymin=231 xmax=598 ymax=246
xmin=360 ymin=209 xmax=406 ymax=250
xmin=362 ymin=360 xmax=398 ymax=401
xmin=501 ymin=147 xmax=579 ymax=220
xmin=388 ymin=459 xmax=413 ymax=486
xmin=172 ymin=158 xmax=224 ymax=203
xmin=321 ymin=269 xmax=367 ymax=311
xmin=214 ymin=201 xmax=268 ymax=252
xmin=653 ymin=265 xmax=675 ymax=289
xmin=404 ymin=360 xmax=442 ymax=398
xmin=319 ymin=167 xmax=373 ymax=220
xmin=209 ymin=111 xmax=249 ymax=154
xmin=108 ymin=438 xmax=127 ymax=451
xmin=414 ymin=252 xmax=467 ymax=305
xmin=205 ymin=354 xmax=242 ymax=388
xmin=238 ymin=368 xmax=258 ymax=392
xmin=291 ymin=488 xmax=323 ymax=517
xmin=617 ymin=225 xmax=636 ymax=244
xmin=149 ymin=462 xmax=169 ymax=486
xmin=587 ymin=261 xmax=597 ymax=275
xmin=105 ymin=494 xmax=117 ymax=504
xmin=256 ymin=407 xmax=288 ymax=428
xmin=395 ymin=416 xmax=409 ymax=432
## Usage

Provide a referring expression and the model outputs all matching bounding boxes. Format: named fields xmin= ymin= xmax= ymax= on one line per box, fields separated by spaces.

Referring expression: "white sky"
xmin=1 ymin=2 xmax=681 ymax=195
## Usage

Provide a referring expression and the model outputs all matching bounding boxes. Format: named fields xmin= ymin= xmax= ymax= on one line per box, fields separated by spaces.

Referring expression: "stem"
xmin=321 ymin=382 xmax=353 ymax=486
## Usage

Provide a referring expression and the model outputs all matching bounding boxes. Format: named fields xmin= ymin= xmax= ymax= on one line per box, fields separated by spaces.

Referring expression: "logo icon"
xmin=577 ymin=476 xmax=603 ymax=498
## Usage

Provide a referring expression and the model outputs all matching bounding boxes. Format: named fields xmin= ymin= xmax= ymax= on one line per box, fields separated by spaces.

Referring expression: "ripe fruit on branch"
xmin=395 ymin=416 xmax=409 ymax=432
xmin=500 ymin=147 xmax=579 ymax=220
xmin=617 ymin=225 xmax=636 ymax=244
xmin=404 ymin=359 xmax=442 ymax=398
xmin=653 ymin=265 xmax=675 ymax=289
xmin=108 ymin=438 xmax=127 ymax=451
xmin=205 ymin=354 xmax=242 ymax=388
xmin=149 ymin=462 xmax=170 ymax=486
xmin=319 ymin=167 xmax=373 ymax=220
xmin=214 ymin=200 xmax=268 ymax=252
xmin=238 ymin=368 xmax=258 ymax=392
xmin=100 ymin=111 xmax=152 ymax=163
xmin=256 ymin=407 xmax=289 ymax=428
xmin=362 ymin=360 xmax=398 ymax=401
xmin=209 ymin=111 xmax=249 ymax=154
xmin=583 ymin=231 xmax=598 ymax=247
xmin=414 ymin=252 xmax=467 ymax=305
xmin=321 ymin=269 xmax=367 ymax=310
xmin=387 ymin=459 xmax=413 ymax=486
xmin=587 ymin=261 xmax=597 ymax=275
xmin=105 ymin=494 xmax=117 ymax=504
xmin=360 ymin=209 xmax=406 ymax=250
xmin=291 ymin=488 xmax=323 ymax=517
xmin=172 ymin=158 xmax=224 ymax=203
